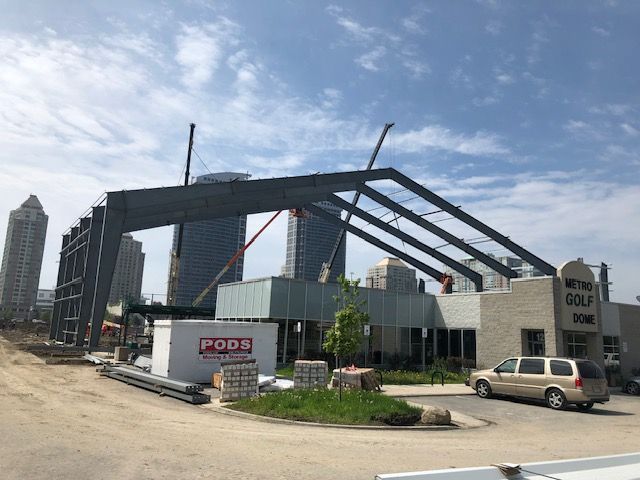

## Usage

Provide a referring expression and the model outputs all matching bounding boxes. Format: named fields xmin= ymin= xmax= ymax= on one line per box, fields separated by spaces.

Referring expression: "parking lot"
xmin=406 ymin=391 xmax=639 ymax=428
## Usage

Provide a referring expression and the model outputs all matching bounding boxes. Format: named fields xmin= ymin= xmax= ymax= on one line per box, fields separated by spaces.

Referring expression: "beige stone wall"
xmin=476 ymin=277 xmax=561 ymax=369
xmin=619 ymin=304 xmax=640 ymax=378
xmin=433 ymin=294 xmax=481 ymax=329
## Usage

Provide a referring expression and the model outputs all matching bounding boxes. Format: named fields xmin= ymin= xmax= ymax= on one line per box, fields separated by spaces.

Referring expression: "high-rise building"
xmin=108 ymin=233 xmax=145 ymax=305
xmin=282 ymin=201 xmax=345 ymax=283
xmin=366 ymin=257 xmax=417 ymax=293
xmin=445 ymin=254 xmax=544 ymax=293
xmin=0 ymin=195 xmax=48 ymax=318
xmin=167 ymin=173 xmax=249 ymax=309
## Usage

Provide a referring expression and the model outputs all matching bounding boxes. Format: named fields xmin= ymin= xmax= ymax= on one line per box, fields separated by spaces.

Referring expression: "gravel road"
xmin=1 ymin=336 xmax=639 ymax=480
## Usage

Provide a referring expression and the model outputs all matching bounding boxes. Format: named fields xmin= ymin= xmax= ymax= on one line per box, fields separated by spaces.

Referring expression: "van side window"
xmin=518 ymin=358 xmax=545 ymax=374
xmin=550 ymin=360 xmax=573 ymax=376
xmin=496 ymin=358 xmax=518 ymax=373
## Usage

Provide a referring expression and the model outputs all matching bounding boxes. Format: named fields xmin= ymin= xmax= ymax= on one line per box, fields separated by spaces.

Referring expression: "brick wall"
xmin=220 ymin=362 xmax=258 ymax=402
xmin=293 ymin=360 xmax=327 ymax=388
xmin=476 ymin=277 xmax=561 ymax=369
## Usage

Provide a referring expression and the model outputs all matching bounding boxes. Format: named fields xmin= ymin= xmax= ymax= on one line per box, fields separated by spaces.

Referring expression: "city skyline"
xmin=0 ymin=2 xmax=639 ymax=304
xmin=282 ymin=202 xmax=346 ymax=284
xmin=167 ymin=172 xmax=248 ymax=308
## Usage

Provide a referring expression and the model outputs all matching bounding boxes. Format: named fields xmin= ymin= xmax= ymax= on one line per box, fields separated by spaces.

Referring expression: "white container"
xmin=151 ymin=320 xmax=278 ymax=383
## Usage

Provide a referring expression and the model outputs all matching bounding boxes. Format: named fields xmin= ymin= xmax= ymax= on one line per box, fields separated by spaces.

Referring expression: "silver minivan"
xmin=469 ymin=357 xmax=609 ymax=410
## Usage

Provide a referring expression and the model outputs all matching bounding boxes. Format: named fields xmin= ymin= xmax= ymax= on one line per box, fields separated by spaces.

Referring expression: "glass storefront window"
xmin=462 ymin=330 xmax=476 ymax=367
xmin=436 ymin=329 xmax=449 ymax=359
xmin=525 ymin=330 xmax=545 ymax=356
xmin=567 ymin=332 xmax=587 ymax=358
xmin=450 ymin=330 xmax=461 ymax=357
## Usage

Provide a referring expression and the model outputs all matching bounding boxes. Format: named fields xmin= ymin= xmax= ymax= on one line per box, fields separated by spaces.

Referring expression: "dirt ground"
xmin=1 ymin=335 xmax=639 ymax=480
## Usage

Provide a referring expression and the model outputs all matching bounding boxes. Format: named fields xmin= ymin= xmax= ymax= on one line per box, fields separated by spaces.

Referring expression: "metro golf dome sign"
xmin=558 ymin=261 xmax=599 ymax=332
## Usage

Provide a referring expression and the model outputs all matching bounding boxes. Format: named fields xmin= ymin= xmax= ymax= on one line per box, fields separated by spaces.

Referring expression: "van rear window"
xmin=577 ymin=361 xmax=605 ymax=379
xmin=550 ymin=360 xmax=573 ymax=376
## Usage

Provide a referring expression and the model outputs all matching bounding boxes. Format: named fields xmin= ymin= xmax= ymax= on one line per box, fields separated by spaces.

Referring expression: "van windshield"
xmin=576 ymin=361 xmax=605 ymax=379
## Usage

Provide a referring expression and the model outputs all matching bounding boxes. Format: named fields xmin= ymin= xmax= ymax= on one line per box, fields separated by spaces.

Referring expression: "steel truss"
xmin=50 ymin=168 xmax=555 ymax=347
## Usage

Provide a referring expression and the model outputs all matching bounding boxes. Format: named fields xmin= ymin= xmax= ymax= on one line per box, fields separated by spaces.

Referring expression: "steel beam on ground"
xmin=389 ymin=170 xmax=557 ymax=276
xmin=357 ymin=184 xmax=519 ymax=280
xmin=306 ymin=204 xmax=445 ymax=282
xmin=326 ymin=193 xmax=484 ymax=291
xmin=106 ymin=366 xmax=204 ymax=393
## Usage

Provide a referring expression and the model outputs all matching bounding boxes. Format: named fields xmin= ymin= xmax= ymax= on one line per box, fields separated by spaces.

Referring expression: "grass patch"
xmin=226 ymin=389 xmax=423 ymax=425
xmin=276 ymin=364 xmax=295 ymax=379
xmin=381 ymin=370 xmax=467 ymax=385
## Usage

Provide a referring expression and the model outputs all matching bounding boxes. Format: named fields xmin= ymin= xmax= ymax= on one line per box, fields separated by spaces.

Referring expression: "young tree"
xmin=323 ymin=274 xmax=369 ymax=400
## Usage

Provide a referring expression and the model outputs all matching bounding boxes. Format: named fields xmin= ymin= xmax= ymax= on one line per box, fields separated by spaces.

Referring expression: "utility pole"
xmin=168 ymin=123 xmax=195 ymax=306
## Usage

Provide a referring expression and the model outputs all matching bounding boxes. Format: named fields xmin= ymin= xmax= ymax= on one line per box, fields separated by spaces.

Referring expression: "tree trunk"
xmin=337 ymin=355 xmax=342 ymax=401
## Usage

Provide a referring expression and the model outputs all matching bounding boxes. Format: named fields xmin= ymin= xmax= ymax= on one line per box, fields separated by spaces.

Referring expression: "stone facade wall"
xmin=433 ymin=294 xmax=481 ymax=329
xmin=293 ymin=360 xmax=327 ymax=388
xmin=220 ymin=362 xmax=258 ymax=402
xmin=476 ymin=277 xmax=561 ymax=369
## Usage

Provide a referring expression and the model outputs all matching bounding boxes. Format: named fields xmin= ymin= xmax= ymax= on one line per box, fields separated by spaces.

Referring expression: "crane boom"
xmin=318 ymin=122 xmax=394 ymax=283
xmin=192 ymin=210 xmax=283 ymax=307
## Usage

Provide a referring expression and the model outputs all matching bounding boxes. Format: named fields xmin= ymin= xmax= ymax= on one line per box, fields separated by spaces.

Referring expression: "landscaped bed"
xmin=381 ymin=370 xmax=468 ymax=385
xmin=225 ymin=389 xmax=424 ymax=426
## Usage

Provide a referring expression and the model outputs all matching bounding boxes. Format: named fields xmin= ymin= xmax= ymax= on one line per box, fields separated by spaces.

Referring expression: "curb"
xmin=201 ymin=398 xmax=488 ymax=430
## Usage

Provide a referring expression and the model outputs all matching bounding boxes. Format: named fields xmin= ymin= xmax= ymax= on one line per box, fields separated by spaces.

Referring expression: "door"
xmin=491 ymin=358 xmax=519 ymax=395
xmin=516 ymin=358 xmax=547 ymax=399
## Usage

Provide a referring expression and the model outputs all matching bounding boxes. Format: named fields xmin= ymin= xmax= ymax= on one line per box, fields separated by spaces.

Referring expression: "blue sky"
xmin=0 ymin=1 xmax=639 ymax=303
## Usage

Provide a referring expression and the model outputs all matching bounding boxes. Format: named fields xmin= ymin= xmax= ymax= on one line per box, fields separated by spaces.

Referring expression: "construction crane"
xmin=167 ymin=123 xmax=196 ymax=306
xmin=192 ymin=210 xmax=283 ymax=307
xmin=318 ymin=122 xmax=394 ymax=283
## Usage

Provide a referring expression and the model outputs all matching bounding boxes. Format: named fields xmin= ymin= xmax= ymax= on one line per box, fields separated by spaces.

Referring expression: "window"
xmin=550 ymin=360 xmax=573 ymax=376
xmin=576 ymin=361 xmax=604 ymax=379
xmin=567 ymin=333 xmax=587 ymax=358
xmin=519 ymin=358 xmax=545 ymax=374
xmin=525 ymin=330 xmax=545 ymax=356
xmin=603 ymin=335 xmax=620 ymax=355
xmin=496 ymin=358 xmax=518 ymax=373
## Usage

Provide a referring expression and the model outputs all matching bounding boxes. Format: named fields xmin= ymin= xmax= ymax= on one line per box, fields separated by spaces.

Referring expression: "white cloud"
xmin=174 ymin=18 xmax=240 ymax=88
xmin=495 ymin=73 xmax=514 ymax=85
xmin=402 ymin=58 xmax=430 ymax=79
xmin=355 ymin=46 xmax=386 ymax=71
xmin=472 ymin=95 xmax=500 ymax=107
xmin=589 ymin=103 xmax=631 ymax=116
xmin=485 ymin=21 xmax=502 ymax=36
xmin=392 ymin=126 xmax=510 ymax=157
xmin=621 ymin=123 xmax=639 ymax=136
xmin=401 ymin=6 xmax=430 ymax=35
xmin=592 ymin=26 xmax=610 ymax=37
xmin=320 ymin=88 xmax=343 ymax=109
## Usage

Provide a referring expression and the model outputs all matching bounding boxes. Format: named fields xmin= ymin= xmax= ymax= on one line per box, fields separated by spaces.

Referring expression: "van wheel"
xmin=476 ymin=380 xmax=492 ymax=399
xmin=546 ymin=388 xmax=567 ymax=410
xmin=577 ymin=402 xmax=594 ymax=411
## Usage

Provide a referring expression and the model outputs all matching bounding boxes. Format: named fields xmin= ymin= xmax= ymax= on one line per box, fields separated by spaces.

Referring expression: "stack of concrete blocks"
xmin=219 ymin=362 xmax=259 ymax=402
xmin=293 ymin=360 xmax=328 ymax=389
